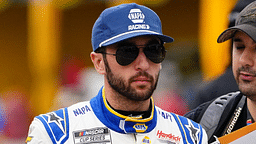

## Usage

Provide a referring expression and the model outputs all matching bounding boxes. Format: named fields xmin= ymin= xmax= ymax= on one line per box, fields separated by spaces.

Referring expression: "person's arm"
xmin=25 ymin=118 xmax=53 ymax=144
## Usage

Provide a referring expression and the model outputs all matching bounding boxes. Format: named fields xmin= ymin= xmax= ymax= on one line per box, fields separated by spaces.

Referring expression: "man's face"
xmin=233 ymin=31 xmax=256 ymax=99
xmin=104 ymin=36 xmax=162 ymax=101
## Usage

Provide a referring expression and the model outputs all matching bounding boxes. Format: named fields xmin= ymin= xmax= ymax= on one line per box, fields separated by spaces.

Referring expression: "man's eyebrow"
xmin=233 ymin=37 xmax=242 ymax=42
xmin=117 ymin=41 xmax=134 ymax=47
xmin=147 ymin=39 xmax=161 ymax=44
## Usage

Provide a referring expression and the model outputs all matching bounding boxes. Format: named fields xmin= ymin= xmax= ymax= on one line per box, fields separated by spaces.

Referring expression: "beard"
xmin=236 ymin=66 xmax=256 ymax=99
xmin=103 ymin=57 xmax=159 ymax=101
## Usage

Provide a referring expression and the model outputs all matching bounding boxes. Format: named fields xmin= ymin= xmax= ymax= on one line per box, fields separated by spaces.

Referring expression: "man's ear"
xmin=90 ymin=52 xmax=105 ymax=75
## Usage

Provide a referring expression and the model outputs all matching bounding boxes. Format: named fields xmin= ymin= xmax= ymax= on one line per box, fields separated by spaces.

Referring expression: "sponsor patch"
xmin=128 ymin=8 xmax=150 ymax=31
xmin=156 ymin=130 xmax=181 ymax=143
xmin=73 ymin=127 xmax=111 ymax=144
xmin=73 ymin=105 xmax=91 ymax=116
xmin=142 ymin=136 xmax=151 ymax=144
xmin=133 ymin=123 xmax=148 ymax=133
xmin=128 ymin=8 xmax=145 ymax=23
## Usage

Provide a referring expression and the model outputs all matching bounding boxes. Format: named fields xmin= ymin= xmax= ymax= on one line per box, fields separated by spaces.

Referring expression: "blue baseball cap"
xmin=91 ymin=3 xmax=174 ymax=51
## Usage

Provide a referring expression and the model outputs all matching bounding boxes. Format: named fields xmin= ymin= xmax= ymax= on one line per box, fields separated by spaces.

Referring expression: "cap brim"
xmin=100 ymin=30 xmax=174 ymax=47
xmin=217 ymin=24 xmax=256 ymax=43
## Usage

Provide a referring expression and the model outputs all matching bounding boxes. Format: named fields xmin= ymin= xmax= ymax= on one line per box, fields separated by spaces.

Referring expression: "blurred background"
xmin=0 ymin=0 xmax=242 ymax=143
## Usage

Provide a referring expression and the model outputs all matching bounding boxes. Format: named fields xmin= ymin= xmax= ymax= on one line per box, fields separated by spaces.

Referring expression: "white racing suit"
xmin=26 ymin=87 xmax=208 ymax=144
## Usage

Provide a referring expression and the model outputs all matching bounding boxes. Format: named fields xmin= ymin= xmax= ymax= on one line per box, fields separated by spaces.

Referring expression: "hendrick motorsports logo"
xmin=128 ymin=8 xmax=150 ymax=30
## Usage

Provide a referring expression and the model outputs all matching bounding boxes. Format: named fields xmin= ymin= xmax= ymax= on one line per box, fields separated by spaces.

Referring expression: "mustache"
xmin=237 ymin=66 xmax=256 ymax=76
xmin=129 ymin=71 xmax=154 ymax=82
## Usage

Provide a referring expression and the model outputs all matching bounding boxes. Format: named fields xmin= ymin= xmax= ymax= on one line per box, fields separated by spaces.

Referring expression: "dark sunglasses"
xmin=98 ymin=44 xmax=166 ymax=66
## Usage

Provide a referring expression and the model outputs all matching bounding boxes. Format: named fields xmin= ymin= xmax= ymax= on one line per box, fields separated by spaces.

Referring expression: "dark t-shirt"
xmin=184 ymin=92 xmax=249 ymax=143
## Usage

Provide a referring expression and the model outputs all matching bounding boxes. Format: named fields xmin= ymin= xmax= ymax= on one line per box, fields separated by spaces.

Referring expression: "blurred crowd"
xmin=0 ymin=87 xmax=33 ymax=143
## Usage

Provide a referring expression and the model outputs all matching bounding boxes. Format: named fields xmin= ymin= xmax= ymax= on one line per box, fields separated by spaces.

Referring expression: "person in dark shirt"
xmin=190 ymin=0 xmax=255 ymax=110
xmin=185 ymin=1 xmax=256 ymax=143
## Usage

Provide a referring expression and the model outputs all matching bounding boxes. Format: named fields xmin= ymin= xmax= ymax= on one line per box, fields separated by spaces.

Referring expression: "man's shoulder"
xmin=155 ymin=106 xmax=204 ymax=130
xmin=184 ymin=101 xmax=212 ymax=122
xmin=184 ymin=91 xmax=242 ymax=122
xmin=184 ymin=91 xmax=244 ymax=142
xmin=39 ymin=100 xmax=92 ymax=119
xmin=26 ymin=100 xmax=93 ymax=144
xmin=155 ymin=106 xmax=207 ymax=142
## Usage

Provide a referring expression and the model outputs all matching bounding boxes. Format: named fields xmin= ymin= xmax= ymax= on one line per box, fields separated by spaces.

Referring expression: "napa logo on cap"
xmin=128 ymin=8 xmax=145 ymax=23
xmin=128 ymin=8 xmax=150 ymax=30
xmin=133 ymin=123 xmax=148 ymax=132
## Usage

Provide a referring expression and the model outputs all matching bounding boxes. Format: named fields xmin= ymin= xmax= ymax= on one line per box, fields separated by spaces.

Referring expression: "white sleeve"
xmin=26 ymin=118 xmax=53 ymax=144
xmin=202 ymin=128 xmax=209 ymax=144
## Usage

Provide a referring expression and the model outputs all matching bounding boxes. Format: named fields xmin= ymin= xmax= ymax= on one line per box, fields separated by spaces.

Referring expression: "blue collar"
xmin=90 ymin=87 xmax=157 ymax=134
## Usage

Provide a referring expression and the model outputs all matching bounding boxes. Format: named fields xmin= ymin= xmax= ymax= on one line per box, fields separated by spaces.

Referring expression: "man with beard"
xmin=185 ymin=1 xmax=256 ymax=143
xmin=25 ymin=3 xmax=207 ymax=144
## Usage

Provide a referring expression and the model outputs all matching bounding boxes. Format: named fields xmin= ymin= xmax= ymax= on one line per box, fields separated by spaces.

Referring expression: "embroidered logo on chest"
xmin=133 ymin=123 xmax=148 ymax=132
xmin=73 ymin=127 xmax=111 ymax=144
xmin=142 ymin=136 xmax=151 ymax=144
xmin=156 ymin=130 xmax=181 ymax=143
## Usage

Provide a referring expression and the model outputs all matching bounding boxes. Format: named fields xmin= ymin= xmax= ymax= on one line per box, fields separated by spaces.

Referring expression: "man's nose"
xmin=239 ymin=48 xmax=254 ymax=67
xmin=134 ymin=49 xmax=150 ymax=71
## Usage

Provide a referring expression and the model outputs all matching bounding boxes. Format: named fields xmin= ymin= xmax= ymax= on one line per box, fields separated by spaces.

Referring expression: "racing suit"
xmin=26 ymin=87 xmax=208 ymax=144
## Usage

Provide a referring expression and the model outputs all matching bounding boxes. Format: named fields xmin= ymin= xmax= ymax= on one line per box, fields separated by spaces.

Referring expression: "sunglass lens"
xmin=144 ymin=44 xmax=166 ymax=63
xmin=116 ymin=46 xmax=139 ymax=66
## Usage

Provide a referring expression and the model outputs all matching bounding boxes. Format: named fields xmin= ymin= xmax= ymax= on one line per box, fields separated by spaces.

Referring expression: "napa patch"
xmin=133 ymin=123 xmax=148 ymax=132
